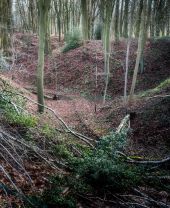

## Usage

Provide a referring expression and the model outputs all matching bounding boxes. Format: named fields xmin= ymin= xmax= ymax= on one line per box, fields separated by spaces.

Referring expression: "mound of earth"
xmin=3 ymin=34 xmax=170 ymax=100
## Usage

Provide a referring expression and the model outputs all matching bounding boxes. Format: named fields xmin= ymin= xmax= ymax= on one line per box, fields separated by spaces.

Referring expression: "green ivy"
xmin=62 ymin=28 xmax=82 ymax=53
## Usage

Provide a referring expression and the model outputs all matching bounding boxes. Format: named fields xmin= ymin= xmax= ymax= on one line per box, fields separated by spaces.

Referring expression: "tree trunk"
xmin=81 ymin=0 xmax=89 ymax=40
xmin=135 ymin=0 xmax=143 ymax=37
xmin=123 ymin=0 xmax=129 ymax=38
xmin=101 ymin=0 xmax=115 ymax=104
xmin=45 ymin=13 xmax=51 ymax=54
xmin=128 ymin=1 xmax=146 ymax=103
xmin=114 ymin=0 xmax=120 ymax=42
xmin=124 ymin=0 xmax=135 ymax=105
xmin=119 ymin=0 xmax=124 ymax=37
xmin=139 ymin=0 xmax=152 ymax=73
xmin=0 ymin=0 xmax=11 ymax=54
xmin=37 ymin=0 xmax=51 ymax=113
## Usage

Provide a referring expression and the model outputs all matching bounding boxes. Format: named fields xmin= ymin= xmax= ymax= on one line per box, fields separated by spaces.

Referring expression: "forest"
xmin=0 ymin=0 xmax=170 ymax=207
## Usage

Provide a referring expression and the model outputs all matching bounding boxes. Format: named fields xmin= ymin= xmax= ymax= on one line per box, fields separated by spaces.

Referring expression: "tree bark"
xmin=128 ymin=1 xmax=146 ymax=103
xmin=37 ymin=0 xmax=51 ymax=113
xmin=81 ymin=0 xmax=89 ymax=40
xmin=0 ymin=0 xmax=11 ymax=54
xmin=123 ymin=0 xmax=129 ymax=38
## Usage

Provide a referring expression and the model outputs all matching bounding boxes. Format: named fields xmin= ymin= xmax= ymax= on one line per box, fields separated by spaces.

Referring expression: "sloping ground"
xmin=1 ymin=34 xmax=170 ymax=152
xmin=103 ymin=79 xmax=170 ymax=159
xmin=129 ymin=96 xmax=170 ymax=158
xmin=3 ymin=34 xmax=170 ymax=98
xmin=0 ymin=38 xmax=170 ymax=207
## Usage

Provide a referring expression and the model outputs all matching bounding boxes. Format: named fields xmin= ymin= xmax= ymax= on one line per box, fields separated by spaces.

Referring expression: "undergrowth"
xmin=0 ymin=90 xmax=37 ymax=128
xmin=139 ymin=78 xmax=170 ymax=97
xmin=26 ymin=130 xmax=146 ymax=207
xmin=62 ymin=28 xmax=82 ymax=53
xmin=1 ymin=79 xmax=169 ymax=208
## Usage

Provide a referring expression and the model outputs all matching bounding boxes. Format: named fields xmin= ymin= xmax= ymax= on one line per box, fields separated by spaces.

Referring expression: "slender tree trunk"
xmin=123 ymin=0 xmax=129 ymax=38
xmin=37 ymin=0 xmax=51 ymax=113
xmin=114 ymin=0 xmax=120 ymax=42
xmin=54 ymin=0 xmax=62 ymax=42
xmin=139 ymin=0 xmax=152 ymax=73
xmin=81 ymin=0 xmax=89 ymax=40
xmin=101 ymin=0 xmax=115 ymax=104
xmin=124 ymin=0 xmax=135 ymax=105
xmin=150 ymin=1 xmax=155 ymax=37
xmin=135 ymin=0 xmax=143 ymax=37
xmin=119 ymin=0 xmax=124 ymax=37
xmin=128 ymin=1 xmax=146 ymax=103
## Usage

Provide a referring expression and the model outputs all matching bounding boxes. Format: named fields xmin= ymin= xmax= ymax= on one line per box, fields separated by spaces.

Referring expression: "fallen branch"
xmin=0 ymin=128 xmax=63 ymax=171
xmin=0 ymin=165 xmax=22 ymax=195
xmin=6 ymin=91 xmax=95 ymax=148
xmin=25 ymin=87 xmax=53 ymax=99
xmin=133 ymin=188 xmax=170 ymax=208
xmin=116 ymin=114 xmax=130 ymax=133
xmin=144 ymin=94 xmax=170 ymax=100
xmin=128 ymin=157 xmax=170 ymax=165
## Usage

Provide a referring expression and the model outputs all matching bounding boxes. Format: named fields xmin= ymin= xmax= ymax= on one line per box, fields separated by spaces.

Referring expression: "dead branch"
xmin=133 ymin=188 xmax=170 ymax=208
xmin=116 ymin=114 xmax=130 ymax=133
xmin=0 ymin=165 xmax=22 ymax=194
xmin=144 ymin=94 xmax=170 ymax=100
xmin=128 ymin=157 xmax=170 ymax=165
xmin=6 ymin=91 xmax=95 ymax=148
xmin=0 ymin=128 xmax=63 ymax=171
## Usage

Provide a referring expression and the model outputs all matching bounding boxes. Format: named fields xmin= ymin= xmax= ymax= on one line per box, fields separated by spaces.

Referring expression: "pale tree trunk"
xmin=124 ymin=0 xmax=135 ymax=105
xmin=150 ymin=1 xmax=154 ymax=37
xmin=128 ymin=0 xmax=146 ymax=104
xmin=37 ymin=0 xmax=51 ymax=113
xmin=17 ymin=0 xmax=29 ymax=32
xmin=119 ymin=0 xmax=124 ymax=37
xmin=88 ymin=0 xmax=99 ymax=39
xmin=100 ymin=0 xmax=115 ymax=104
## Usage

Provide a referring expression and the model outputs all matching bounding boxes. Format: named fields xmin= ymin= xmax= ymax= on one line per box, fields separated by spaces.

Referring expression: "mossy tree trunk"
xmin=45 ymin=13 xmax=51 ymax=54
xmin=37 ymin=0 xmax=51 ymax=113
xmin=167 ymin=0 xmax=170 ymax=36
xmin=81 ymin=0 xmax=89 ymax=40
xmin=135 ymin=0 xmax=143 ymax=37
xmin=114 ymin=0 xmax=120 ymax=42
xmin=54 ymin=0 xmax=62 ymax=42
xmin=0 ymin=0 xmax=11 ymax=54
xmin=28 ymin=0 xmax=37 ymax=33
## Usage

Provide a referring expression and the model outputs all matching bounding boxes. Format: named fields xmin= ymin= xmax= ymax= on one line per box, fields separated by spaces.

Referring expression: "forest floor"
xmin=2 ymin=33 xmax=170 ymax=157
xmin=0 ymin=33 xmax=170 ymax=207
